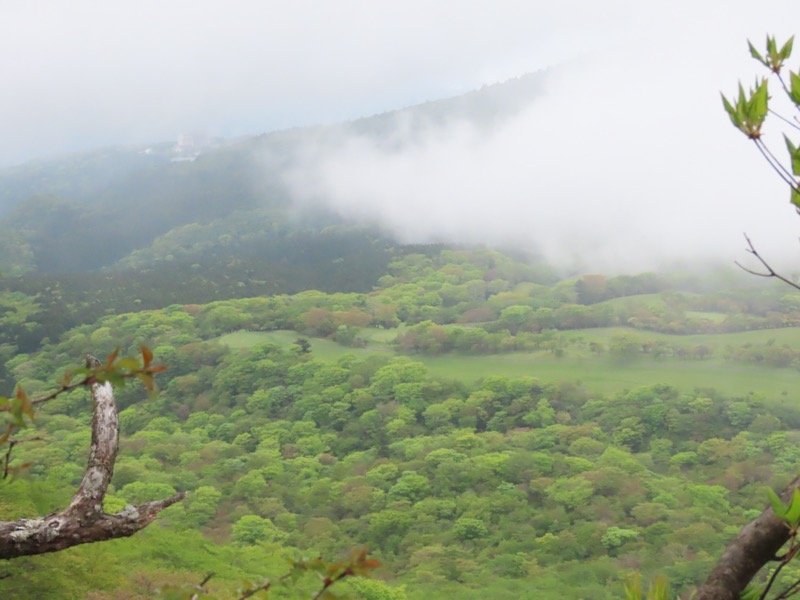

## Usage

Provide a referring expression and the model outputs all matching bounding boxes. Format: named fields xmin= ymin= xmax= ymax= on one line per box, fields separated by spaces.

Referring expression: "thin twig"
xmin=0 ymin=377 xmax=93 ymax=409
xmin=759 ymin=138 xmax=798 ymax=182
xmin=237 ymin=581 xmax=271 ymax=599
xmin=753 ymin=139 xmax=800 ymax=190
xmin=777 ymin=73 xmax=800 ymax=116
xmin=735 ymin=233 xmax=800 ymax=292
xmin=2 ymin=436 xmax=44 ymax=479
xmin=30 ymin=376 xmax=96 ymax=406
xmin=776 ymin=576 xmax=800 ymax=599
xmin=761 ymin=557 xmax=791 ymax=600
xmin=312 ymin=570 xmax=353 ymax=600
xmin=3 ymin=439 xmax=18 ymax=480
xmin=773 ymin=543 xmax=800 ymax=599
xmin=769 ymin=109 xmax=800 ymax=132
xmin=190 ymin=573 xmax=215 ymax=600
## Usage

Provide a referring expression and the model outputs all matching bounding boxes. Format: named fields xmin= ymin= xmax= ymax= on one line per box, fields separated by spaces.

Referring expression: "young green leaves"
xmin=71 ymin=346 xmax=167 ymax=396
xmin=724 ymin=36 xmax=795 ymax=138
xmin=724 ymin=34 xmax=800 ymax=211
xmin=0 ymin=387 xmax=34 ymax=447
xmin=721 ymin=79 xmax=769 ymax=139
xmin=789 ymin=70 xmax=800 ymax=106
xmin=749 ymin=35 xmax=794 ymax=73
xmin=767 ymin=487 xmax=800 ymax=531
xmin=783 ymin=136 xmax=800 ymax=208
xmin=623 ymin=573 xmax=670 ymax=600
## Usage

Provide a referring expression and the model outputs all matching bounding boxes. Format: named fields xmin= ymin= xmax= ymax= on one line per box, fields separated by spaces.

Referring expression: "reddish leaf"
xmin=361 ymin=560 xmax=381 ymax=569
xmin=141 ymin=345 xmax=153 ymax=367
xmin=19 ymin=398 xmax=34 ymax=420
xmin=106 ymin=347 xmax=120 ymax=366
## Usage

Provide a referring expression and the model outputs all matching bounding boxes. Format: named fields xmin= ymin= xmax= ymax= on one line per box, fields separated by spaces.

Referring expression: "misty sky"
xmin=3 ymin=1 xmax=800 ymax=271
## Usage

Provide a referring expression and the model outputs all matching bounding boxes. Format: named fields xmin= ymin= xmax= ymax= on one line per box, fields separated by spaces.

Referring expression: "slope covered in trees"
xmin=5 ymin=41 xmax=800 ymax=595
xmin=0 ymin=70 xmax=548 ymax=277
xmin=2 ymin=245 xmax=800 ymax=598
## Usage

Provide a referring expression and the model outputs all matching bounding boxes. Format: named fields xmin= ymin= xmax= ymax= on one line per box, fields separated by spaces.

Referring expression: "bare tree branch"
xmin=755 ymin=138 xmax=798 ymax=184
xmin=735 ymin=233 xmax=800 ymax=291
xmin=190 ymin=573 xmax=215 ymax=600
xmin=3 ymin=436 xmax=44 ymax=480
xmin=0 ymin=354 xmax=183 ymax=560
xmin=768 ymin=108 xmax=800 ymax=132
xmin=753 ymin=139 xmax=800 ymax=192
xmin=237 ymin=582 xmax=271 ymax=599
xmin=695 ymin=476 xmax=800 ymax=600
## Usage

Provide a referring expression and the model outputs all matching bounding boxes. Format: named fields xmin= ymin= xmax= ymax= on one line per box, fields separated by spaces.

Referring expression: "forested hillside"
xmin=9 ymin=1 xmax=800 ymax=597
xmin=0 ymin=70 xmax=547 ymax=277
xmin=3 ymin=244 xmax=800 ymax=598
xmin=4 ymin=59 xmax=800 ymax=598
xmin=0 ymin=71 xmax=551 ymax=395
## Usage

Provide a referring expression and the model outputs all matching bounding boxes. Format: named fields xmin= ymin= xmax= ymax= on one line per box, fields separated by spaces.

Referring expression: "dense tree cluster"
xmin=7 ymin=36 xmax=800 ymax=596
xmin=3 ymin=274 xmax=800 ymax=597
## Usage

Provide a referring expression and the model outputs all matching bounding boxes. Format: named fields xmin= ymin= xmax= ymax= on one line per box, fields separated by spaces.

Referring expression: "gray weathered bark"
xmin=694 ymin=476 xmax=800 ymax=599
xmin=0 ymin=358 xmax=184 ymax=560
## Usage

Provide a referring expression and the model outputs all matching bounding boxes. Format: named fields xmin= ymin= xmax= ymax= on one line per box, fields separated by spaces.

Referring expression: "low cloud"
xmin=283 ymin=5 xmax=800 ymax=273
xmin=3 ymin=0 xmax=799 ymax=274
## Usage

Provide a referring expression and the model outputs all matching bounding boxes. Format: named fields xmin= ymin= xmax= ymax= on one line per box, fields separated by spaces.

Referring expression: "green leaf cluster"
xmin=783 ymin=136 xmax=800 ymax=208
xmin=721 ymin=79 xmax=769 ymax=139
xmin=725 ymin=34 xmax=800 ymax=210
xmin=748 ymin=35 xmax=794 ymax=73
xmin=623 ymin=573 xmax=669 ymax=600
xmin=10 ymin=247 xmax=800 ymax=597
xmin=767 ymin=487 xmax=800 ymax=530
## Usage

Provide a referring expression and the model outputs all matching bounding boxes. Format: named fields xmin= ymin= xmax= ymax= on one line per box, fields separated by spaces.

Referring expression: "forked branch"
xmin=0 ymin=354 xmax=183 ymax=560
xmin=735 ymin=233 xmax=800 ymax=292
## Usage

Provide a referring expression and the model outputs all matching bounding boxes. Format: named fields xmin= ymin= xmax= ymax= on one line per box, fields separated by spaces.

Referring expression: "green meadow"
xmin=560 ymin=326 xmax=800 ymax=350
xmin=218 ymin=327 xmax=800 ymax=399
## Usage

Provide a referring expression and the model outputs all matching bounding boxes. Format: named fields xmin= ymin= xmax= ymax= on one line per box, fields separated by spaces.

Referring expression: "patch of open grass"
xmin=216 ymin=327 xmax=800 ymax=400
xmin=561 ymin=326 xmax=800 ymax=351
xmin=685 ymin=311 xmax=728 ymax=323
xmin=217 ymin=330 xmax=392 ymax=361
xmin=421 ymin=353 xmax=798 ymax=398
xmin=359 ymin=326 xmax=404 ymax=344
xmin=597 ymin=294 xmax=666 ymax=311
xmin=218 ymin=330 xmax=299 ymax=349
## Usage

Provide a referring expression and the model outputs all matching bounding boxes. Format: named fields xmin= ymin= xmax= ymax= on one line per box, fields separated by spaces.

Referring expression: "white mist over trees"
xmin=1 ymin=1 xmax=798 ymax=272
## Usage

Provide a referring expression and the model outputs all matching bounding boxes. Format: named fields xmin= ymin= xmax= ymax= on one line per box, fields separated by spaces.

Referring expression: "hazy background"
xmin=2 ymin=0 xmax=799 ymax=271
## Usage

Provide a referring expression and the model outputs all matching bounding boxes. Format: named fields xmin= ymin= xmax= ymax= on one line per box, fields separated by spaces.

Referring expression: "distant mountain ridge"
xmin=0 ymin=70 xmax=549 ymax=276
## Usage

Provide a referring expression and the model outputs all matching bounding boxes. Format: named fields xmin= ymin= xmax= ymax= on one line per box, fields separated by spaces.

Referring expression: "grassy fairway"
xmin=217 ymin=328 xmax=800 ymax=399
xmin=560 ymin=326 xmax=800 ymax=352
xmin=218 ymin=329 xmax=393 ymax=361
xmin=421 ymin=353 xmax=798 ymax=397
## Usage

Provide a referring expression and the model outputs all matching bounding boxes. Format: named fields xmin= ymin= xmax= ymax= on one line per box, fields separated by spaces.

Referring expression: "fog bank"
xmin=282 ymin=3 xmax=800 ymax=273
